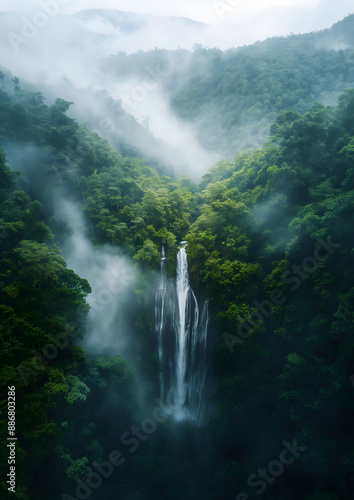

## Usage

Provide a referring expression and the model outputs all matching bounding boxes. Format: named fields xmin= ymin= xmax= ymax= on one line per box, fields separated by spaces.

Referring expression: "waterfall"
xmin=155 ymin=244 xmax=210 ymax=425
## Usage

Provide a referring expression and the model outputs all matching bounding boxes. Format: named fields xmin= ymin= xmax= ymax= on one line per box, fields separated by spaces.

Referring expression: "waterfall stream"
xmin=155 ymin=244 xmax=210 ymax=425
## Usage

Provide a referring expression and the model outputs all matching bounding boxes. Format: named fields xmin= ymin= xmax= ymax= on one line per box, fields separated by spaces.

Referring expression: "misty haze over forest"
xmin=1 ymin=2 xmax=354 ymax=500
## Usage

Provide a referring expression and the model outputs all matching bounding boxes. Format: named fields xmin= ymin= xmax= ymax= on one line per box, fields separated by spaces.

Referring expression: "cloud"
xmin=0 ymin=0 xmax=352 ymax=35
xmin=0 ymin=0 xmax=352 ymax=181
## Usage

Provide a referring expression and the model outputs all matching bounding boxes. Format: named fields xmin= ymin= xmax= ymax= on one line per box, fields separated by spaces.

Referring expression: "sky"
xmin=0 ymin=0 xmax=352 ymax=34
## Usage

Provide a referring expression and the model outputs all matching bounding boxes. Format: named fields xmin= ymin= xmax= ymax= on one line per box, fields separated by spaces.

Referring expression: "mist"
xmin=2 ymin=3 xmax=354 ymax=499
xmin=0 ymin=8 xmax=221 ymax=180
xmin=56 ymin=198 xmax=138 ymax=357
xmin=1 ymin=3 xmax=352 ymax=179
xmin=3 ymin=141 xmax=145 ymax=370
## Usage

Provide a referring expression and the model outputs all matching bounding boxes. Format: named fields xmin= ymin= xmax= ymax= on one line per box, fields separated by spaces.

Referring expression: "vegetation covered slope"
xmin=0 ymin=76 xmax=354 ymax=499
xmin=103 ymin=14 xmax=354 ymax=156
xmin=0 ymin=82 xmax=198 ymax=268
xmin=186 ymin=90 xmax=354 ymax=500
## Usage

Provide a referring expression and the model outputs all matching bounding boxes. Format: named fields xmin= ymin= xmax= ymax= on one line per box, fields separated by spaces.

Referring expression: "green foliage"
xmin=65 ymin=375 xmax=90 ymax=404
xmin=1 ymin=60 xmax=354 ymax=499
xmin=0 ymin=148 xmax=94 ymax=498
xmin=106 ymin=19 xmax=354 ymax=157
xmin=184 ymin=90 xmax=354 ymax=500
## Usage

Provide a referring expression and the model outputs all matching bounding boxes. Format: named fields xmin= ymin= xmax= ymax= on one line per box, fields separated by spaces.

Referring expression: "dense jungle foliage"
xmin=1 ymin=22 xmax=354 ymax=500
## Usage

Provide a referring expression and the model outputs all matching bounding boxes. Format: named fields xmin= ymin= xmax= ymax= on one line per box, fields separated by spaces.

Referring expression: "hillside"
xmin=1 ymin=72 xmax=354 ymax=500
xmin=1 ymin=9 xmax=354 ymax=500
xmin=74 ymin=9 xmax=207 ymax=32
xmin=102 ymin=14 xmax=354 ymax=157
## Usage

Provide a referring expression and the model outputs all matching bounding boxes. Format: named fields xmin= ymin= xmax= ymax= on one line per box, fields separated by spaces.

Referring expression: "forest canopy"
xmin=1 ymin=23 xmax=354 ymax=499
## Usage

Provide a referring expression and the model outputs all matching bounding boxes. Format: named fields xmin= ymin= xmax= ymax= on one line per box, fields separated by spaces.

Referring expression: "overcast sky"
xmin=0 ymin=0 xmax=352 ymax=33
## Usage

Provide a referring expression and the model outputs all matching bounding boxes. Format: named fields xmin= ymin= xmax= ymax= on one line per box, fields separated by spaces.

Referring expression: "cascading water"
xmin=155 ymin=243 xmax=210 ymax=425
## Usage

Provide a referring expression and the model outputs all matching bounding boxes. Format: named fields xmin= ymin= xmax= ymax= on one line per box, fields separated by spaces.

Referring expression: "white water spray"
xmin=155 ymin=244 xmax=210 ymax=425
